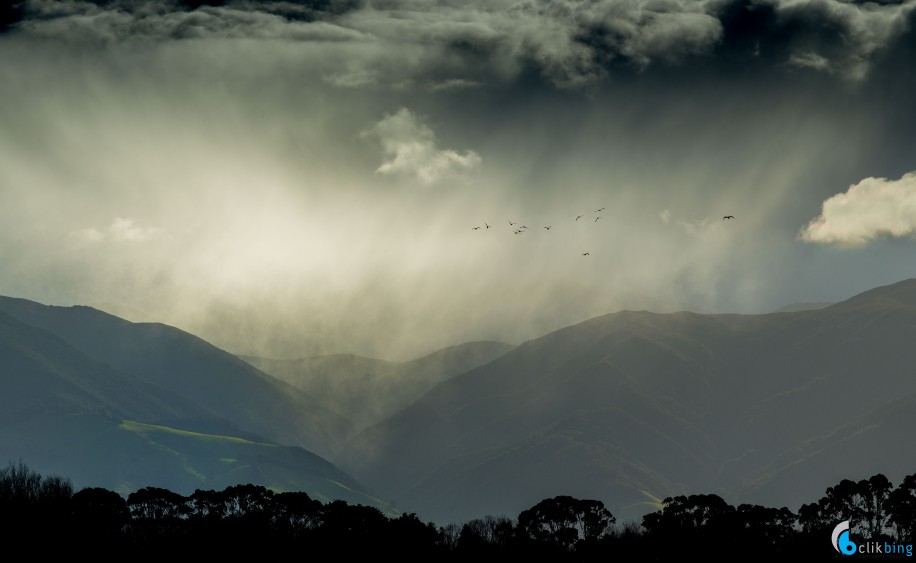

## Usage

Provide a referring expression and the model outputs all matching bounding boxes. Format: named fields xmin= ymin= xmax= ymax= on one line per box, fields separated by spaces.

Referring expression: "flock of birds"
xmin=471 ymin=209 xmax=735 ymax=256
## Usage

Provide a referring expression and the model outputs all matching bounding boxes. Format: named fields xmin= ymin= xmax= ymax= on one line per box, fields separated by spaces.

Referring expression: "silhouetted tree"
xmin=70 ymin=487 xmax=129 ymax=554
xmin=0 ymin=461 xmax=72 ymax=506
xmin=642 ymin=494 xmax=737 ymax=553
xmin=888 ymin=473 xmax=916 ymax=542
xmin=735 ymin=504 xmax=796 ymax=554
xmin=314 ymin=500 xmax=391 ymax=553
xmin=456 ymin=515 xmax=515 ymax=553
xmin=127 ymin=486 xmax=187 ymax=521
xmin=857 ymin=474 xmax=893 ymax=537
xmin=72 ymin=487 xmax=129 ymax=534
xmin=0 ymin=462 xmax=71 ymax=520
xmin=221 ymin=483 xmax=273 ymax=518
xmin=440 ymin=522 xmax=462 ymax=550
xmin=8 ymin=462 xmax=913 ymax=557
xmin=799 ymin=474 xmax=892 ymax=538
xmin=187 ymin=488 xmax=226 ymax=521
xmin=0 ymin=462 xmax=73 ymax=552
xmin=518 ymin=495 xmax=615 ymax=551
xmin=273 ymin=491 xmax=322 ymax=535
xmin=389 ymin=512 xmax=442 ymax=555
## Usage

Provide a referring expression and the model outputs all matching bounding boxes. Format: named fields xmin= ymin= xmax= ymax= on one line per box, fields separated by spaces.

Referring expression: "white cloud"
xmin=70 ymin=217 xmax=165 ymax=243
xmin=363 ymin=108 xmax=482 ymax=185
xmin=799 ymin=172 xmax=916 ymax=247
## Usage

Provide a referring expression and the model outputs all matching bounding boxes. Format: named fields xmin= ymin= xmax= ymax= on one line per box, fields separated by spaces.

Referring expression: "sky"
xmin=2 ymin=0 xmax=916 ymax=360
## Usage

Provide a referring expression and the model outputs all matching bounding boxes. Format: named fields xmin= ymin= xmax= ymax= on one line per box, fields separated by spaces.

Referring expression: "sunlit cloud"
xmin=800 ymin=172 xmax=916 ymax=247
xmin=363 ymin=108 xmax=482 ymax=185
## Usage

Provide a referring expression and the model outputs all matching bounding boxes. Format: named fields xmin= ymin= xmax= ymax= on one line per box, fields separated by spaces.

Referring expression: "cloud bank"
xmin=5 ymin=0 xmax=916 ymax=87
xmin=800 ymin=172 xmax=916 ymax=247
xmin=364 ymin=108 xmax=481 ymax=185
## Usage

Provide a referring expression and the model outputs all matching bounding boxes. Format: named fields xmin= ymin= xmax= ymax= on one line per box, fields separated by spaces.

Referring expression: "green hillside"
xmin=0 ymin=411 xmax=389 ymax=511
xmin=0 ymin=297 xmax=350 ymax=457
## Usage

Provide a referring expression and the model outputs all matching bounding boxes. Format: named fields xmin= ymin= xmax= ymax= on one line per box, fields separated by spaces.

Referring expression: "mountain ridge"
xmin=339 ymin=278 xmax=916 ymax=522
xmin=0 ymin=296 xmax=350 ymax=457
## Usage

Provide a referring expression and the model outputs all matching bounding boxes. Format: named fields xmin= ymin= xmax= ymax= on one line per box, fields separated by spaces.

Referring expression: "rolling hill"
xmin=0 ymin=296 xmax=385 ymax=509
xmin=338 ymin=279 xmax=916 ymax=522
xmin=0 ymin=310 xmax=220 ymax=427
xmin=0 ymin=297 xmax=350 ymax=457
xmin=0 ymin=410 xmax=387 ymax=510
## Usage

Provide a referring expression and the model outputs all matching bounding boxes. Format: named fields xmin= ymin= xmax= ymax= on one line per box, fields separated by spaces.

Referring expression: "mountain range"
xmin=3 ymin=280 xmax=916 ymax=523
xmin=338 ymin=279 xmax=916 ymax=521
xmin=0 ymin=297 xmax=381 ymax=508
xmin=242 ymin=340 xmax=514 ymax=434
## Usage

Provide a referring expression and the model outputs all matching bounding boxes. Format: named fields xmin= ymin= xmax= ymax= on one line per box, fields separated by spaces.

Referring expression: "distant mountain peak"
xmin=835 ymin=278 xmax=916 ymax=309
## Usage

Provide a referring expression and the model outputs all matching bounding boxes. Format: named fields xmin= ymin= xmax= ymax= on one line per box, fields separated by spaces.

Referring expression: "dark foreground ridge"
xmin=2 ymin=462 xmax=914 ymax=559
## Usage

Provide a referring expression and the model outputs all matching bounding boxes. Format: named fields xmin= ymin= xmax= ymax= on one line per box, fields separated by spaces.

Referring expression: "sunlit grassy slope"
xmin=0 ymin=412 xmax=389 ymax=511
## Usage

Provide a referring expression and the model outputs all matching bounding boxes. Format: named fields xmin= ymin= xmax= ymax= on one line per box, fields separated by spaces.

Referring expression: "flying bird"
xmin=472 ymin=227 xmax=481 ymax=230
xmin=595 ymin=207 xmax=605 ymax=212
xmin=508 ymin=219 xmax=516 ymax=226
xmin=595 ymin=216 xmax=602 ymax=222
xmin=544 ymin=226 xmax=551 ymax=230
xmin=485 ymin=222 xmax=491 ymax=229
xmin=576 ymin=215 xmax=583 ymax=221
xmin=521 ymin=225 xmax=528 ymax=230
xmin=723 ymin=215 xmax=735 ymax=220
xmin=582 ymin=252 xmax=590 ymax=256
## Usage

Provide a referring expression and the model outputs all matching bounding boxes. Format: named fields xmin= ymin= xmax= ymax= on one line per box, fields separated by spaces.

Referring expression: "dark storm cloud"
xmin=6 ymin=0 xmax=915 ymax=87
xmin=710 ymin=0 xmax=911 ymax=79
xmin=12 ymin=0 xmax=369 ymax=42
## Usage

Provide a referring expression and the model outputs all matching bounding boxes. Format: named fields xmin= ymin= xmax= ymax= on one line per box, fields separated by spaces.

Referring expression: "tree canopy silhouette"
xmin=2 ymin=461 xmax=915 ymax=559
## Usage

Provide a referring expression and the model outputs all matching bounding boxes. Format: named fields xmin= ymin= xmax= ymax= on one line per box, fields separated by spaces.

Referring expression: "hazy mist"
xmin=3 ymin=0 xmax=916 ymax=359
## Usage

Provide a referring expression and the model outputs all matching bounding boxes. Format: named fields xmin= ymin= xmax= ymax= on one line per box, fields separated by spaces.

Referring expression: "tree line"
xmin=1 ymin=461 xmax=913 ymax=559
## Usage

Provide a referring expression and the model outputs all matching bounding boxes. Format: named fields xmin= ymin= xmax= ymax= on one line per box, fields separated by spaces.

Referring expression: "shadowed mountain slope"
xmin=0 ymin=411 xmax=388 ymax=511
xmin=340 ymin=279 xmax=916 ymax=522
xmin=0 ymin=301 xmax=385 ymax=509
xmin=0 ymin=297 xmax=350 ymax=457
xmin=245 ymin=340 xmax=515 ymax=434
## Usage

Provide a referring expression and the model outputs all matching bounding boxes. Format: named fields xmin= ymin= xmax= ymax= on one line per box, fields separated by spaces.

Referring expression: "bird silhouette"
xmin=508 ymin=219 xmax=516 ymax=226
xmin=723 ymin=215 xmax=735 ymax=220
xmin=582 ymin=252 xmax=590 ymax=256
xmin=472 ymin=226 xmax=481 ymax=230
xmin=595 ymin=216 xmax=602 ymax=222
xmin=595 ymin=207 xmax=605 ymax=212
xmin=544 ymin=226 xmax=551 ymax=230
xmin=576 ymin=215 xmax=583 ymax=221
xmin=485 ymin=222 xmax=491 ymax=229
xmin=521 ymin=225 xmax=528 ymax=230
